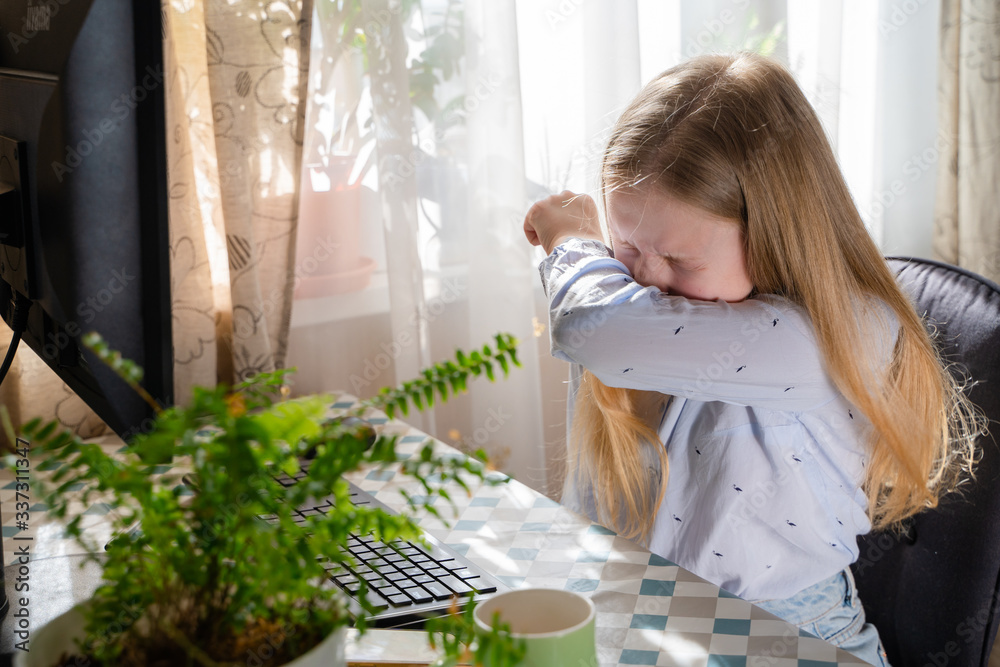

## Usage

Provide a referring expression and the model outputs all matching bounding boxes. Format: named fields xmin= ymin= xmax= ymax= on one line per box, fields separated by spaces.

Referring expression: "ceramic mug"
xmin=474 ymin=588 xmax=597 ymax=667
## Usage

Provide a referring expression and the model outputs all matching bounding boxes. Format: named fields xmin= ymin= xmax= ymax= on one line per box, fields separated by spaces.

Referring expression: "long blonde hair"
xmin=572 ymin=52 xmax=983 ymax=542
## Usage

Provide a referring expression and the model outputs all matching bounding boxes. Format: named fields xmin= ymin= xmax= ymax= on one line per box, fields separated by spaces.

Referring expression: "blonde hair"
xmin=572 ymin=52 xmax=983 ymax=542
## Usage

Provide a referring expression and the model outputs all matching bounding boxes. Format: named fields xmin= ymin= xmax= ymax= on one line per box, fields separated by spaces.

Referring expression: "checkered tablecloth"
xmin=0 ymin=400 xmax=871 ymax=667
xmin=342 ymin=404 xmax=870 ymax=667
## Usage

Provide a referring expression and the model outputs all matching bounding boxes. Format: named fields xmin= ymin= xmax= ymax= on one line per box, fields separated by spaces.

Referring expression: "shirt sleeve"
xmin=540 ymin=237 xmax=841 ymax=411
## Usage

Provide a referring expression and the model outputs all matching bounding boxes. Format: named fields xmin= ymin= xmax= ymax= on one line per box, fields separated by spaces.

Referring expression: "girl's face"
xmin=607 ymin=187 xmax=753 ymax=303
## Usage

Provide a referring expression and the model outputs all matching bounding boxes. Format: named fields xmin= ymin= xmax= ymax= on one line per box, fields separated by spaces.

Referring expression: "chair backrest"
xmin=852 ymin=257 xmax=1000 ymax=667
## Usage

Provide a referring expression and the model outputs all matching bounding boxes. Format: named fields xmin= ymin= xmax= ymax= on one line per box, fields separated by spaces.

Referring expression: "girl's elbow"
xmin=550 ymin=317 xmax=588 ymax=361
xmin=550 ymin=312 xmax=614 ymax=368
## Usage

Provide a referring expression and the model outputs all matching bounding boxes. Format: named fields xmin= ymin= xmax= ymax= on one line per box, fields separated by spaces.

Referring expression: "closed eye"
xmin=663 ymin=255 xmax=705 ymax=271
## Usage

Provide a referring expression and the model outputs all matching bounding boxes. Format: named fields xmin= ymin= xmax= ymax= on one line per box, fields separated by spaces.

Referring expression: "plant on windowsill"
xmin=3 ymin=332 xmax=526 ymax=667
xmin=295 ymin=0 xmax=468 ymax=299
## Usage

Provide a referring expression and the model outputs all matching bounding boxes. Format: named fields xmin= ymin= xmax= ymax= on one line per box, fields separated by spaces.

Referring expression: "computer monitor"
xmin=0 ymin=0 xmax=172 ymax=440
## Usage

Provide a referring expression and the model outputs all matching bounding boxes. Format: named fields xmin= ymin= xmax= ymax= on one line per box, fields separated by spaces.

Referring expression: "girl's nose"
xmin=632 ymin=255 xmax=654 ymax=287
xmin=632 ymin=256 xmax=669 ymax=294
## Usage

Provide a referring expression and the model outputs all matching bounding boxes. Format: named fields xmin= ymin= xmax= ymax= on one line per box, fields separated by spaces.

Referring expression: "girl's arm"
xmin=542 ymin=238 xmax=844 ymax=411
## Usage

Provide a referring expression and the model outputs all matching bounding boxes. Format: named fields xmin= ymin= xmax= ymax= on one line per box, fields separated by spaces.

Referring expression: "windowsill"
xmin=290 ymin=273 xmax=390 ymax=327
xmin=289 ymin=263 xmax=469 ymax=328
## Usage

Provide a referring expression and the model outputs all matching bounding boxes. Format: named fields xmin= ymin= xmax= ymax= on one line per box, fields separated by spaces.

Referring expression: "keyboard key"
xmin=387 ymin=593 xmax=412 ymax=607
xmin=413 ymin=574 xmax=434 ymax=584
xmin=408 ymin=542 xmax=433 ymax=554
xmin=470 ymin=581 xmax=497 ymax=594
xmin=405 ymin=586 xmax=434 ymax=603
xmin=426 ymin=568 xmax=448 ymax=578
xmin=423 ymin=582 xmax=454 ymax=601
xmin=438 ymin=575 xmax=473 ymax=595
xmin=362 ymin=590 xmax=390 ymax=611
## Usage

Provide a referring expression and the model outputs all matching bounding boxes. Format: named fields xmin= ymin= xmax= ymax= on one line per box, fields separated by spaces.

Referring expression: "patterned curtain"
xmin=0 ymin=0 xmax=312 ymax=444
xmin=165 ymin=0 xmax=313 ymax=403
xmin=0 ymin=349 xmax=108 ymax=442
xmin=935 ymin=0 xmax=1000 ymax=283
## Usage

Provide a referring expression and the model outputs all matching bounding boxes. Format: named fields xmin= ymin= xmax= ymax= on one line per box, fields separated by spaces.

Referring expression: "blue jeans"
xmin=749 ymin=569 xmax=890 ymax=667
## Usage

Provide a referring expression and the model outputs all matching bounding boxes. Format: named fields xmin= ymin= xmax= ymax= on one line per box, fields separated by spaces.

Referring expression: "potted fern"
xmin=4 ymin=332 xmax=526 ymax=666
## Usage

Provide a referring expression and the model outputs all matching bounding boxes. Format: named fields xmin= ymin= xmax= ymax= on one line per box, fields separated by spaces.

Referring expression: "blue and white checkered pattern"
xmin=0 ymin=402 xmax=871 ymax=667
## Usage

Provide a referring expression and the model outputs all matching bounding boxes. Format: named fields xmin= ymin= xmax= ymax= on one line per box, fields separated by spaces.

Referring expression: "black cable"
xmin=0 ymin=292 xmax=32 ymax=387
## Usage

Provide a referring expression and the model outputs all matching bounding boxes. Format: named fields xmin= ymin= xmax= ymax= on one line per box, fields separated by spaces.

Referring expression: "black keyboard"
xmin=268 ymin=470 xmax=506 ymax=628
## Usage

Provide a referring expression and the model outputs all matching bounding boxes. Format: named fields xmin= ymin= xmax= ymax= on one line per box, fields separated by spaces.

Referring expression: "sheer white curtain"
xmin=287 ymin=0 xmax=941 ymax=497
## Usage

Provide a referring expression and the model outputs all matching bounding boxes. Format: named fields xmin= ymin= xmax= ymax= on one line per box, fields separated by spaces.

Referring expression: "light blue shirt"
xmin=541 ymin=238 xmax=888 ymax=600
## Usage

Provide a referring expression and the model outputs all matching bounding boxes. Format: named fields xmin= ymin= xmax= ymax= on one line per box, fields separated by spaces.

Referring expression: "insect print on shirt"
xmin=732 ymin=484 xmax=743 ymax=493
xmin=672 ymin=514 xmax=682 ymax=524
xmin=773 ymin=318 xmax=779 ymax=327
xmin=848 ymin=409 xmax=854 ymax=420
xmin=786 ymin=520 xmax=797 ymax=527
xmin=791 ymin=454 xmax=802 ymax=463
xmin=836 ymin=517 xmax=843 ymax=526
xmin=674 ymin=325 xmax=684 ymax=335
xmin=784 ymin=386 xmax=794 ymax=392
xmin=694 ymin=446 xmax=702 ymax=455
xmin=622 ymin=368 xmax=633 ymax=373
xmin=736 ymin=365 xmax=746 ymax=372
xmin=712 ymin=550 xmax=724 ymax=558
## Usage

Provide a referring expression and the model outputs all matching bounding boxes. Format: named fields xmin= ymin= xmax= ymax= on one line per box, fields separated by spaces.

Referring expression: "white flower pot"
xmin=14 ymin=605 xmax=347 ymax=667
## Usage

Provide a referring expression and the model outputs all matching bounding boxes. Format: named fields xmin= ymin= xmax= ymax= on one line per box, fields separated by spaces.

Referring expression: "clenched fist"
xmin=523 ymin=190 xmax=603 ymax=254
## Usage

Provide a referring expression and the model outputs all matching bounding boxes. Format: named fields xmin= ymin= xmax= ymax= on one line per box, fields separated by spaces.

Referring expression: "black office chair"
xmin=851 ymin=257 xmax=1000 ymax=667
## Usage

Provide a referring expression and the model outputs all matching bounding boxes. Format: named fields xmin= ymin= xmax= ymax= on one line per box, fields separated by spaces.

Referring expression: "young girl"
xmin=523 ymin=52 xmax=981 ymax=666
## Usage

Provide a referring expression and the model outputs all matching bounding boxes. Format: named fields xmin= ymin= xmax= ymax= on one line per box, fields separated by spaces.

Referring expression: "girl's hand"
xmin=523 ymin=191 xmax=603 ymax=254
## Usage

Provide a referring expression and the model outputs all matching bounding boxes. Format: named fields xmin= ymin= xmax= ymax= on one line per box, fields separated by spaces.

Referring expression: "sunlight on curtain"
xmin=289 ymin=0 xmax=552 ymax=491
xmin=287 ymin=0 xmax=943 ymax=497
xmin=836 ymin=1 xmax=880 ymax=239
xmin=935 ymin=0 xmax=1000 ymax=283
xmin=165 ymin=0 xmax=313 ymax=402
